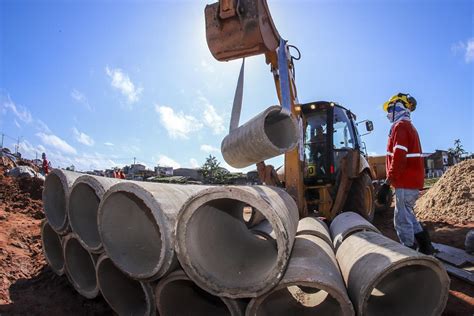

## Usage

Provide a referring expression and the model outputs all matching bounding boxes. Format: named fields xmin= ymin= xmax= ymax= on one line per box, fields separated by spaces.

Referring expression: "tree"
xmin=448 ymin=139 xmax=466 ymax=159
xmin=200 ymin=155 xmax=228 ymax=184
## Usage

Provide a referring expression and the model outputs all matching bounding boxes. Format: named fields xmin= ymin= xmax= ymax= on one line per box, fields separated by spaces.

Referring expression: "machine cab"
xmin=300 ymin=101 xmax=361 ymax=186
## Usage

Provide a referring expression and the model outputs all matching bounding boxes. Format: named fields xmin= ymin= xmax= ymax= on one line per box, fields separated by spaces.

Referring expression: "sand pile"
xmin=416 ymin=159 xmax=474 ymax=225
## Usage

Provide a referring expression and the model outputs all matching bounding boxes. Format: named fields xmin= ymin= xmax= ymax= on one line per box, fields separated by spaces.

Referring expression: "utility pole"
xmin=133 ymin=157 xmax=136 ymax=165
xmin=15 ymin=137 xmax=20 ymax=155
xmin=0 ymin=133 xmax=4 ymax=148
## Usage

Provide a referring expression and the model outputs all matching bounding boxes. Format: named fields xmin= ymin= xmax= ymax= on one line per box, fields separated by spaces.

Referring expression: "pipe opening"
xmin=64 ymin=237 xmax=97 ymax=294
xmin=158 ymin=279 xmax=230 ymax=316
xmin=97 ymin=257 xmax=148 ymax=315
xmin=69 ymin=183 xmax=101 ymax=249
xmin=264 ymin=111 xmax=297 ymax=149
xmin=366 ymin=264 xmax=444 ymax=316
xmin=186 ymin=198 xmax=278 ymax=290
xmin=44 ymin=173 xmax=66 ymax=230
xmin=42 ymin=222 xmax=64 ymax=273
xmin=257 ymin=285 xmax=344 ymax=316
xmin=100 ymin=191 xmax=162 ymax=277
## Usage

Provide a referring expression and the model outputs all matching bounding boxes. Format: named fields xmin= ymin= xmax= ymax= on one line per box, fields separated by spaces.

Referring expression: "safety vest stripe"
xmin=394 ymin=144 xmax=408 ymax=151
xmin=387 ymin=152 xmax=422 ymax=158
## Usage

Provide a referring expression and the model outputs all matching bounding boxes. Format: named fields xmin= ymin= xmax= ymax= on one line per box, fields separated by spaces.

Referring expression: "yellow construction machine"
xmin=205 ymin=0 xmax=384 ymax=221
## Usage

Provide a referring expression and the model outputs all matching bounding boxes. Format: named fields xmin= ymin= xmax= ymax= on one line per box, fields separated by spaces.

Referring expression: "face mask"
xmin=387 ymin=111 xmax=395 ymax=122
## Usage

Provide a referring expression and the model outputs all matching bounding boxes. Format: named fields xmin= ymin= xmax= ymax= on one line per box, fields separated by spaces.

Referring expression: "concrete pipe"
xmin=96 ymin=255 xmax=156 ymax=316
xmin=68 ymin=175 xmax=120 ymax=253
xmin=63 ymin=234 xmax=100 ymax=298
xmin=251 ymin=219 xmax=275 ymax=240
xmin=337 ymin=231 xmax=450 ymax=316
xmin=296 ymin=217 xmax=332 ymax=247
xmin=221 ymin=105 xmax=299 ymax=168
xmin=98 ymin=181 xmax=209 ymax=280
xmin=43 ymin=169 xmax=81 ymax=234
xmin=175 ymin=185 xmax=299 ymax=298
xmin=246 ymin=234 xmax=354 ymax=316
xmin=41 ymin=220 xmax=65 ymax=276
xmin=329 ymin=212 xmax=380 ymax=251
xmin=155 ymin=270 xmax=245 ymax=316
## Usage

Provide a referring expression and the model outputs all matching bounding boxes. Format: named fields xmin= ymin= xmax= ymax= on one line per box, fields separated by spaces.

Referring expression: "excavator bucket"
xmin=205 ymin=0 xmax=280 ymax=61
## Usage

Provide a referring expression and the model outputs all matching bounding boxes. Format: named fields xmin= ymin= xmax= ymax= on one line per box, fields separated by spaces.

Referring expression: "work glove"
xmin=376 ymin=181 xmax=391 ymax=205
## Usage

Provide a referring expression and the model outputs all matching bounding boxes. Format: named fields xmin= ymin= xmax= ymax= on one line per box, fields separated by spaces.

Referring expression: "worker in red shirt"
xmin=41 ymin=152 xmax=49 ymax=175
xmin=381 ymin=93 xmax=435 ymax=255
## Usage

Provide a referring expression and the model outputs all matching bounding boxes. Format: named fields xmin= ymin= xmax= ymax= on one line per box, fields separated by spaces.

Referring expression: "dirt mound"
xmin=415 ymin=160 xmax=474 ymax=225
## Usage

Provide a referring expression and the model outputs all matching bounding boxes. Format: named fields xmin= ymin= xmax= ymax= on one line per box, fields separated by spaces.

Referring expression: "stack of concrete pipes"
xmin=41 ymin=168 xmax=450 ymax=316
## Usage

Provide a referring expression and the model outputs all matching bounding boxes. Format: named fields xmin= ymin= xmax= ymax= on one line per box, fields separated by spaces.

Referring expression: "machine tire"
xmin=344 ymin=172 xmax=375 ymax=222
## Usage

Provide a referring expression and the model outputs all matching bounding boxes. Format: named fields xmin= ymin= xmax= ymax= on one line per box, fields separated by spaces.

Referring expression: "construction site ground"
xmin=0 ymin=163 xmax=472 ymax=315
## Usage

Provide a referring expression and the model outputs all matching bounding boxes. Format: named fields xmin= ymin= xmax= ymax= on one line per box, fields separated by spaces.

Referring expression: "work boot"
xmin=414 ymin=230 xmax=437 ymax=255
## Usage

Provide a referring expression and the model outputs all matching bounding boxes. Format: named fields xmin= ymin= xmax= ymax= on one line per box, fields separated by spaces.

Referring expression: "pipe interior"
xmin=264 ymin=111 xmax=296 ymax=149
xmin=44 ymin=173 xmax=66 ymax=229
xmin=65 ymin=237 xmax=96 ymax=293
xmin=100 ymin=191 xmax=162 ymax=277
xmin=365 ymin=264 xmax=444 ymax=316
xmin=158 ymin=279 xmax=230 ymax=316
xmin=42 ymin=223 xmax=64 ymax=272
xmin=186 ymin=198 xmax=278 ymax=290
xmin=97 ymin=257 xmax=148 ymax=316
xmin=256 ymin=285 xmax=344 ymax=316
xmin=69 ymin=183 xmax=101 ymax=249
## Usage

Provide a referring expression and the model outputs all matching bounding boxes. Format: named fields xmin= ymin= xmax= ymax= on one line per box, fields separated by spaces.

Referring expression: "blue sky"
xmin=1 ymin=0 xmax=472 ymax=172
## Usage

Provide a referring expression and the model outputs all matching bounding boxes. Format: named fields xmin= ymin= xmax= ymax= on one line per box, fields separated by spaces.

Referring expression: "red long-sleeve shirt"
xmin=386 ymin=120 xmax=424 ymax=189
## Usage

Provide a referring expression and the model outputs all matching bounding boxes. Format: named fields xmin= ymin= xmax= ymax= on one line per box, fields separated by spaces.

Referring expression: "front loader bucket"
xmin=205 ymin=0 xmax=280 ymax=61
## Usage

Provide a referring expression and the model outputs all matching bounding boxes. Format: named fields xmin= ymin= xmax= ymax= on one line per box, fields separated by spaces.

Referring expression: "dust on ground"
xmin=415 ymin=159 xmax=474 ymax=225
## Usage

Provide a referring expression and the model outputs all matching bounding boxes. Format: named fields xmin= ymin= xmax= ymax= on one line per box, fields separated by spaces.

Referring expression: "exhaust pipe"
xmin=221 ymin=106 xmax=299 ymax=168
xmin=155 ymin=270 xmax=245 ymax=316
xmin=98 ymin=181 xmax=210 ymax=280
xmin=246 ymin=219 xmax=354 ymax=316
xmin=63 ymin=234 xmax=100 ymax=298
xmin=68 ymin=175 xmax=120 ymax=253
xmin=329 ymin=212 xmax=380 ymax=251
xmin=96 ymin=255 xmax=156 ymax=316
xmin=175 ymin=185 xmax=299 ymax=298
xmin=43 ymin=169 xmax=81 ymax=234
xmin=41 ymin=220 xmax=65 ymax=276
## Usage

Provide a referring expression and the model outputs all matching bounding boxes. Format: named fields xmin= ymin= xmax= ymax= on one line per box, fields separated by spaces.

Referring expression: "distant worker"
xmin=112 ymin=169 xmax=118 ymax=179
xmin=41 ymin=152 xmax=49 ymax=175
xmin=118 ymin=169 xmax=126 ymax=179
xmin=381 ymin=93 xmax=435 ymax=255
xmin=256 ymin=161 xmax=281 ymax=187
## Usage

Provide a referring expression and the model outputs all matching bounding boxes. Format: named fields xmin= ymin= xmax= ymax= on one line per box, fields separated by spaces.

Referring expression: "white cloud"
xmin=104 ymin=142 xmax=114 ymax=147
xmin=14 ymin=119 xmax=21 ymax=128
xmin=156 ymin=155 xmax=181 ymax=169
xmin=452 ymin=38 xmax=474 ymax=63
xmin=156 ymin=105 xmax=203 ymax=139
xmin=2 ymin=97 xmax=32 ymax=123
xmin=36 ymin=132 xmax=77 ymax=154
xmin=35 ymin=119 xmax=51 ymax=133
xmin=200 ymin=144 xmax=220 ymax=153
xmin=198 ymin=96 xmax=226 ymax=134
xmin=106 ymin=66 xmax=143 ymax=104
xmin=72 ymin=127 xmax=95 ymax=146
xmin=189 ymin=158 xmax=200 ymax=168
xmin=200 ymin=59 xmax=215 ymax=73
xmin=71 ymin=89 xmax=93 ymax=111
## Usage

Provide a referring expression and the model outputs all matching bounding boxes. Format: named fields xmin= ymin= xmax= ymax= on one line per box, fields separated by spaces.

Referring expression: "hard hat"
xmin=383 ymin=93 xmax=417 ymax=112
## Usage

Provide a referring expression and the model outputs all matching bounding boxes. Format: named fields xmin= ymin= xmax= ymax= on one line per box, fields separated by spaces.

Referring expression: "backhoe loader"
xmin=205 ymin=0 xmax=383 ymax=221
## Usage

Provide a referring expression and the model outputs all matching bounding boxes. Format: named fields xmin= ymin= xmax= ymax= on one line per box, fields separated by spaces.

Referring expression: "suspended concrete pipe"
xmin=63 ymin=234 xmax=99 ymax=298
xmin=43 ymin=169 xmax=81 ymax=234
xmin=41 ymin=220 xmax=65 ymax=276
xmin=98 ymin=181 xmax=209 ymax=280
xmin=155 ymin=270 xmax=246 ymax=316
xmin=246 ymin=233 xmax=354 ymax=316
xmin=175 ymin=185 xmax=299 ymax=298
xmin=68 ymin=175 xmax=120 ymax=253
xmin=336 ymin=231 xmax=450 ymax=316
xmin=329 ymin=212 xmax=380 ymax=251
xmin=221 ymin=105 xmax=299 ymax=168
xmin=96 ymin=255 xmax=156 ymax=316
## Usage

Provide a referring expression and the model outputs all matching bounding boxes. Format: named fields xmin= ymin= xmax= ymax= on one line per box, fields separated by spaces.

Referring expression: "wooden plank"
xmin=443 ymin=263 xmax=474 ymax=285
xmin=433 ymin=243 xmax=474 ymax=265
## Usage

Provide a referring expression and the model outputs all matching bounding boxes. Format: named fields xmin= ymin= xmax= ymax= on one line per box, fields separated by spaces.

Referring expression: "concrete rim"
xmin=98 ymin=182 xmax=168 ymax=280
xmin=175 ymin=186 xmax=291 ymax=298
xmin=262 ymin=105 xmax=299 ymax=152
xmin=41 ymin=220 xmax=65 ymax=276
xmin=63 ymin=234 xmax=99 ymax=298
xmin=68 ymin=176 xmax=105 ymax=253
xmin=43 ymin=170 xmax=68 ymax=233
xmin=361 ymin=256 xmax=450 ymax=316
